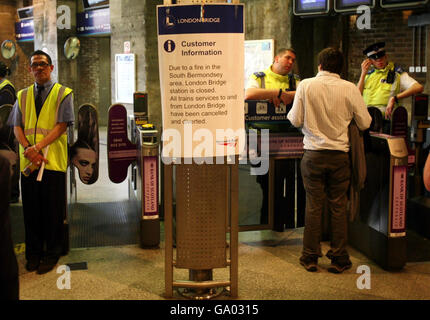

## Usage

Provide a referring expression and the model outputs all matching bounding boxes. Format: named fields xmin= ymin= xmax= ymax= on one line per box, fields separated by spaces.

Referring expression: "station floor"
xmin=8 ymin=128 xmax=430 ymax=301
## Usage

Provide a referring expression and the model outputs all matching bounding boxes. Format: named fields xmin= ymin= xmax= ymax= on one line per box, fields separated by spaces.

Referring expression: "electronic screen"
xmin=412 ymin=94 xmax=429 ymax=121
xmin=82 ymin=0 xmax=109 ymax=10
xmin=381 ymin=0 xmax=428 ymax=8
xmin=293 ymin=0 xmax=330 ymax=16
xmin=335 ymin=0 xmax=375 ymax=12
xmin=17 ymin=6 xmax=33 ymax=21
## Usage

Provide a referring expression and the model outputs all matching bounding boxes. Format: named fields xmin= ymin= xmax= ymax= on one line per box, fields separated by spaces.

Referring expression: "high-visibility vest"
xmin=363 ymin=62 xmax=401 ymax=109
xmin=17 ymin=83 xmax=72 ymax=172
xmin=251 ymin=66 xmax=300 ymax=91
xmin=0 ymin=78 xmax=14 ymax=91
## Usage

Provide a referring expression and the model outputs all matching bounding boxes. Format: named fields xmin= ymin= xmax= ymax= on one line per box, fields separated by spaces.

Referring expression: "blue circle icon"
xmin=164 ymin=40 xmax=176 ymax=53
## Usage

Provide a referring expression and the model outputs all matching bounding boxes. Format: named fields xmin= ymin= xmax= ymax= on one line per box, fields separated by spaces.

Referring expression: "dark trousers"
xmin=0 ymin=155 xmax=19 ymax=300
xmin=300 ymin=150 xmax=350 ymax=258
xmin=21 ymin=169 xmax=66 ymax=261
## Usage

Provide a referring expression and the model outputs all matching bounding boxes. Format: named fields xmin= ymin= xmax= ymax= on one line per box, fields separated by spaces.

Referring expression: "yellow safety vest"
xmin=17 ymin=83 xmax=72 ymax=172
xmin=363 ymin=62 xmax=401 ymax=110
xmin=249 ymin=66 xmax=300 ymax=132
xmin=252 ymin=66 xmax=300 ymax=91
xmin=0 ymin=79 xmax=15 ymax=91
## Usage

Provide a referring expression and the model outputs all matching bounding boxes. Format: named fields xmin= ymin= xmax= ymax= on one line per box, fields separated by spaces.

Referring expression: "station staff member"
xmin=357 ymin=42 xmax=423 ymax=119
xmin=245 ymin=47 xmax=299 ymax=111
xmin=8 ymin=50 xmax=74 ymax=275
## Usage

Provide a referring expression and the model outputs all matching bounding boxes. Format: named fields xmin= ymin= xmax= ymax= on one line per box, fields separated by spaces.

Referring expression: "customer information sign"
xmin=157 ymin=4 xmax=245 ymax=160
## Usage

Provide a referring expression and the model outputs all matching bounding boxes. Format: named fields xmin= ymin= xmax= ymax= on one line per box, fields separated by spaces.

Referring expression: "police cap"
xmin=363 ymin=42 xmax=386 ymax=60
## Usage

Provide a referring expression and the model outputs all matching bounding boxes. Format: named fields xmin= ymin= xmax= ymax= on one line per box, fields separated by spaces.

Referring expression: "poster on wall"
xmin=157 ymin=4 xmax=245 ymax=160
xmin=244 ymin=39 xmax=274 ymax=86
xmin=115 ymin=54 xmax=135 ymax=104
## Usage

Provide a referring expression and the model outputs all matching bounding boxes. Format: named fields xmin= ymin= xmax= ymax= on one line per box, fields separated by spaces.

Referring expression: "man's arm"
xmin=357 ymin=59 xmax=372 ymax=94
xmin=385 ymin=81 xmax=424 ymax=119
xmin=245 ymin=88 xmax=295 ymax=107
xmin=351 ymin=87 xmax=372 ymax=131
xmin=287 ymin=84 xmax=304 ymax=128
xmin=424 ymin=153 xmax=430 ymax=192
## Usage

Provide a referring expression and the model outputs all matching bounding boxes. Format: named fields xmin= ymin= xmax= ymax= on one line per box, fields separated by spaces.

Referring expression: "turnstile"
xmin=349 ymin=133 xmax=408 ymax=270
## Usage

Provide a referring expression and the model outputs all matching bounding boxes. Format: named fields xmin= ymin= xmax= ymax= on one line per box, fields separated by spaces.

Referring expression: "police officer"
xmin=358 ymin=42 xmax=423 ymax=119
xmin=244 ymin=48 xmax=301 ymax=227
xmin=245 ymin=48 xmax=299 ymax=108
xmin=8 ymin=50 xmax=74 ymax=274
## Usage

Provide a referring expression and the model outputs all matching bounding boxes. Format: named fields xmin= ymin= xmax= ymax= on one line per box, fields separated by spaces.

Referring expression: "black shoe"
xmin=37 ymin=256 xmax=59 ymax=275
xmin=328 ymin=256 xmax=352 ymax=274
xmin=299 ymin=255 xmax=318 ymax=272
xmin=25 ymin=257 xmax=40 ymax=272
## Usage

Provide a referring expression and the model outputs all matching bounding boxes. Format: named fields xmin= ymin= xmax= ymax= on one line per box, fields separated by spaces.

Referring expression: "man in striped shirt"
xmin=287 ymin=48 xmax=371 ymax=273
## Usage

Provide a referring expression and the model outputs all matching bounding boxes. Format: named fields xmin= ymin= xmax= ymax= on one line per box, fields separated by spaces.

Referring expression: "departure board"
xmin=381 ymin=0 xmax=428 ymax=8
xmin=293 ymin=0 xmax=330 ymax=16
xmin=335 ymin=0 xmax=375 ymax=12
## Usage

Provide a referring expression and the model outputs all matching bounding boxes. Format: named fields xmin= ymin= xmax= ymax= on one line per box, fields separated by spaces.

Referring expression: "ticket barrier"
xmin=240 ymin=100 xmax=305 ymax=232
xmin=348 ymin=133 xmax=408 ymax=270
xmin=406 ymin=94 xmax=430 ymax=238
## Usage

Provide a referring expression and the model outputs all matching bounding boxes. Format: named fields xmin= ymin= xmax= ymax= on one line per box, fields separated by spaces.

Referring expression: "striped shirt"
xmin=287 ymin=71 xmax=372 ymax=152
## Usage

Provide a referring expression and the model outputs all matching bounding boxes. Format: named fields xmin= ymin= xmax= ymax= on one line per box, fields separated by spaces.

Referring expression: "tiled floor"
xmin=10 ymin=128 xmax=430 ymax=300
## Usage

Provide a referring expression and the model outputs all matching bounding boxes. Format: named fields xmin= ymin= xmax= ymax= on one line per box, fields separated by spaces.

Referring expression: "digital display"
xmin=17 ymin=6 xmax=33 ymax=21
xmin=381 ymin=0 xmax=428 ymax=8
xmin=82 ymin=0 xmax=109 ymax=10
xmin=293 ymin=0 xmax=330 ymax=15
xmin=335 ymin=0 xmax=375 ymax=12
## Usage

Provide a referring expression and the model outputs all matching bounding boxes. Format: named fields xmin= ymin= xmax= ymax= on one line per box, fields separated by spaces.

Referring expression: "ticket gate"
xmin=240 ymin=100 xmax=305 ymax=232
xmin=349 ymin=133 xmax=408 ymax=270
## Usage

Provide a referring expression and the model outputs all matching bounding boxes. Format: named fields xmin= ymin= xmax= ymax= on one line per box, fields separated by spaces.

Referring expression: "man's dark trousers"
xmin=300 ymin=150 xmax=350 ymax=259
xmin=21 ymin=169 xmax=66 ymax=261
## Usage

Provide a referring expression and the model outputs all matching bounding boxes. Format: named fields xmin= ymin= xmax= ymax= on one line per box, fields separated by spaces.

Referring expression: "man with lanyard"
xmin=357 ymin=42 xmax=423 ymax=119
xmin=8 ymin=50 xmax=74 ymax=274
xmin=244 ymin=48 xmax=300 ymax=226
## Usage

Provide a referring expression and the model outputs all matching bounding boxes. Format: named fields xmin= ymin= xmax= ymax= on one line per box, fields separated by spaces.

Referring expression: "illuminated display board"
xmin=293 ymin=0 xmax=330 ymax=16
xmin=335 ymin=0 xmax=375 ymax=12
xmin=82 ymin=0 xmax=109 ymax=10
xmin=381 ymin=0 xmax=428 ymax=8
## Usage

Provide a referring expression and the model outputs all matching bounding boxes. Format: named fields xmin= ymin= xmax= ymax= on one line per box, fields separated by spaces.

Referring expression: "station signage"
xmin=293 ymin=0 xmax=330 ymax=16
xmin=157 ymin=4 xmax=245 ymax=160
xmin=334 ymin=0 xmax=375 ymax=12
xmin=15 ymin=19 xmax=34 ymax=42
xmin=77 ymin=7 xmax=110 ymax=36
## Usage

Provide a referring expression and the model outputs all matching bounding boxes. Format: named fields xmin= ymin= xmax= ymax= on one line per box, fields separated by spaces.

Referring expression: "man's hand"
xmin=361 ymin=59 xmax=372 ymax=75
xmin=280 ymin=91 xmax=294 ymax=106
xmin=385 ymin=96 xmax=396 ymax=119
xmin=24 ymin=146 xmax=48 ymax=166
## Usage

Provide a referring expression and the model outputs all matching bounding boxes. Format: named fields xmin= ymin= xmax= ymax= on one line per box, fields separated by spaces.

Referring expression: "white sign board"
xmin=157 ymin=4 xmax=245 ymax=160
xmin=244 ymin=39 xmax=274 ymax=85
xmin=115 ymin=53 xmax=135 ymax=104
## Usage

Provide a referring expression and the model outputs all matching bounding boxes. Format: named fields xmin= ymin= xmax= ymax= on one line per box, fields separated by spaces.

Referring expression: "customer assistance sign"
xmin=157 ymin=4 xmax=245 ymax=160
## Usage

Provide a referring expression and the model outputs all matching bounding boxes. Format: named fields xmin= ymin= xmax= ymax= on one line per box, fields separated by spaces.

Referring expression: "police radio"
xmin=386 ymin=68 xmax=395 ymax=84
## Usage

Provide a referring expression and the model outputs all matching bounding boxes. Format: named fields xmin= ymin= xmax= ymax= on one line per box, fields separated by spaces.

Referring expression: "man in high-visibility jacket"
xmin=358 ymin=42 xmax=423 ymax=119
xmin=8 ymin=50 xmax=74 ymax=274
xmin=244 ymin=48 xmax=301 ymax=227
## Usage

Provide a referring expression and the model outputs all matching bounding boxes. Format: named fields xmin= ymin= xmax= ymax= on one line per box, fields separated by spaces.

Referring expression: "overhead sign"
xmin=293 ymin=0 xmax=330 ymax=16
xmin=15 ymin=20 xmax=34 ymax=42
xmin=157 ymin=4 xmax=245 ymax=160
xmin=334 ymin=0 xmax=375 ymax=12
xmin=77 ymin=7 xmax=110 ymax=36
xmin=381 ymin=0 xmax=428 ymax=8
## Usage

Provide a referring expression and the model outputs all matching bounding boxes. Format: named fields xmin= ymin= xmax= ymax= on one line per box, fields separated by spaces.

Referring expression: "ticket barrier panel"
xmin=241 ymin=100 xmax=305 ymax=232
xmin=348 ymin=133 xmax=408 ymax=270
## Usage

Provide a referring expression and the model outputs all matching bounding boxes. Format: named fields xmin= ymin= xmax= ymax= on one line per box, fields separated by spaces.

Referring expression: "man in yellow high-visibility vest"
xmin=8 ymin=50 xmax=74 ymax=275
xmin=358 ymin=42 xmax=423 ymax=119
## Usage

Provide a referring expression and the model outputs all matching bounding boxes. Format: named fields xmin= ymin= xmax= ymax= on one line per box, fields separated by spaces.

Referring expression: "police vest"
xmin=252 ymin=66 xmax=300 ymax=91
xmin=363 ymin=62 xmax=401 ymax=107
xmin=17 ymin=83 xmax=72 ymax=173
